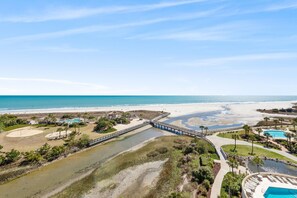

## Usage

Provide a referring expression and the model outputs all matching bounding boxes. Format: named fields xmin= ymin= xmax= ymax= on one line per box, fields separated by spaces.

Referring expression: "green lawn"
xmin=217 ymin=130 xmax=245 ymax=140
xmin=222 ymin=145 xmax=297 ymax=164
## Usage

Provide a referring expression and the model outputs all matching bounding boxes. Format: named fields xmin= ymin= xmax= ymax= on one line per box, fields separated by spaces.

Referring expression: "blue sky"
xmin=0 ymin=0 xmax=296 ymax=95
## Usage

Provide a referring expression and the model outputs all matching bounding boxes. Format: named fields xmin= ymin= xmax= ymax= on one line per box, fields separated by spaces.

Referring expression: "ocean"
xmin=0 ymin=96 xmax=296 ymax=111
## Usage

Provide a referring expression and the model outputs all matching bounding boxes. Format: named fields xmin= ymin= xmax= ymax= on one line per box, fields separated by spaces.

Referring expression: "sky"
xmin=0 ymin=0 xmax=297 ymax=95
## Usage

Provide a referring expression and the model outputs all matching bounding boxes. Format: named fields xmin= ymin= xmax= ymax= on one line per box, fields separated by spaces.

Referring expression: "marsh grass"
xmin=52 ymin=136 xmax=192 ymax=198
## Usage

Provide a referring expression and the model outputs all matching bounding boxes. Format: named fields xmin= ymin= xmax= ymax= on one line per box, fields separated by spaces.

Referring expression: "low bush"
xmin=147 ymin=151 xmax=159 ymax=158
xmin=156 ymin=147 xmax=168 ymax=154
xmin=192 ymin=167 xmax=214 ymax=184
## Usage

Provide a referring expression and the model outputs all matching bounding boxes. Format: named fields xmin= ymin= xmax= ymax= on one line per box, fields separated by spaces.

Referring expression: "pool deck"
xmin=242 ymin=173 xmax=297 ymax=198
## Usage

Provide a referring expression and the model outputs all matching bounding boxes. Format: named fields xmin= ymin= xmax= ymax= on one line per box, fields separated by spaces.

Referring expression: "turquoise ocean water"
xmin=0 ymin=96 xmax=296 ymax=111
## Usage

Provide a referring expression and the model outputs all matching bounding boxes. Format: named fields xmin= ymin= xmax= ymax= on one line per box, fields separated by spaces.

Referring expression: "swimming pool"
xmin=264 ymin=187 xmax=297 ymax=198
xmin=264 ymin=130 xmax=287 ymax=139
xmin=64 ymin=118 xmax=82 ymax=124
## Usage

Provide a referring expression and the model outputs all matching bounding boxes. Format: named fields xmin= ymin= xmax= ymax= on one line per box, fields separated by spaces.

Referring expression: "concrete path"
xmin=207 ymin=134 xmax=297 ymax=198
xmin=209 ymin=144 xmax=230 ymax=198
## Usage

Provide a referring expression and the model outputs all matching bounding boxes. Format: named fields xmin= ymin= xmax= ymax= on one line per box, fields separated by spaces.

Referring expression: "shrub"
xmin=173 ymin=144 xmax=183 ymax=150
xmin=202 ymin=179 xmax=211 ymax=191
xmin=168 ymin=192 xmax=183 ymax=198
xmin=37 ymin=143 xmax=51 ymax=156
xmin=199 ymin=156 xmax=208 ymax=166
xmin=197 ymin=185 xmax=208 ymax=196
xmin=76 ymin=134 xmax=90 ymax=148
xmin=156 ymin=147 xmax=168 ymax=154
xmin=23 ymin=151 xmax=43 ymax=164
xmin=184 ymin=146 xmax=194 ymax=155
xmin=147 ymin=151 xmax=159 ymax=158
xmin=0 ymin=155 xmax=5 ymax=165
xmin=94 ymin=118 xmax=115 ymax=133
xmin=45 ymin=146 xmax=65 ymax=161
xmin=174 ymin=139 xmax=187 ymax=144
xmin=5 ymin=149 xmax=21 ymax=164
xmin=192 ymin=167 xmax=214 ymax=184
xmin=221 ymin=173 xmax=244 ymax=197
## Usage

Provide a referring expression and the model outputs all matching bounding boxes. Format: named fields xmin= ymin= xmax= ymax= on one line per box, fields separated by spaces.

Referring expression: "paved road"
xmin=207 ymin=134 xmax=297 ymax=198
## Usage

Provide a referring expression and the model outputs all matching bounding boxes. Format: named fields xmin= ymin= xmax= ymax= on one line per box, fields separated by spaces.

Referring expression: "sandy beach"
xmin=3 ymin=101 xmax=295 ymax=118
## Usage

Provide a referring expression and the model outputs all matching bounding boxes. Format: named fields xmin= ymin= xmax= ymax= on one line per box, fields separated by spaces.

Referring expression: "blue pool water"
xmin=64 ymin=118 xmax=82 ymax=124
xmin=264 ymin=187 xmax=297 ymax=198
xmin=264 ymin=130 xmax=287 ymax=138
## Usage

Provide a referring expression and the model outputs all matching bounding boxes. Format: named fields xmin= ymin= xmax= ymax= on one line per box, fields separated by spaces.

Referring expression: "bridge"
xmin=88 ymin=112 xmax=242 ymax=147
xmin=88 ymin=113 xmax=170 ymax=147
xmin=150 ymin=121 xmax=204 ymax=137
xmin=88 ymin=122 xmax=149 ymax=146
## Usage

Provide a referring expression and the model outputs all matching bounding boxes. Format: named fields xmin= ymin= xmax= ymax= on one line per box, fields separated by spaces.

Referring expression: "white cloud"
xmin=176 ymin=52 xmax=297 ymax=67
xmin=27 ymin=46 xmax=100 ymax=53
xmin=131 ymin=21 xmax=254 ymax=41
xmin=2 ymin=9 xmax=220 ymax=42
xmin=265 ymin=1 xmax=297 ymax=11
xmin=0 ymin=0 xmax=207 ymax=23
xmin=0 ymin=77 xmax=107 ymax=90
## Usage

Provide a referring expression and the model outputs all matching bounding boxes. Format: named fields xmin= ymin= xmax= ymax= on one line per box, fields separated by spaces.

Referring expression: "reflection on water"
xmin=0 ymin=128 xmax=164 ymax=198
xmin=248 ymin=159 xmax=297 ymax=176
xmin=166 ymin=108 xmax=242 ymax=131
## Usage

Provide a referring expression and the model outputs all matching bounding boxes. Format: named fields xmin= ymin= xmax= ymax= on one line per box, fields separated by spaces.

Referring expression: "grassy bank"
xmin=222 ymin=145 xmax=297 ymax=164
xmin=217 ymin=130 xmax=245 ymax=140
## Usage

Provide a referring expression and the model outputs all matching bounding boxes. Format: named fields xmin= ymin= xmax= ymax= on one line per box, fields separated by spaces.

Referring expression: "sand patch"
xmin=45 ymin=131 xmax=73 ymax=140
xmin=84 ymin=160 xmax=167 ymax=198
xmin=113 ymin=119 xmax=144 ymax=131
xmin=6 ymin=127 xmax=43 ymax=138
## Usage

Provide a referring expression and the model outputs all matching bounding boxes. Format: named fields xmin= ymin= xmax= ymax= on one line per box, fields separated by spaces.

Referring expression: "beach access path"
xmin=206 ymin=134 xmax=297 ymax=198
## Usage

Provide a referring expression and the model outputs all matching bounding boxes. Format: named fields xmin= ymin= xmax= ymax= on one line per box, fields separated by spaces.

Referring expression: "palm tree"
xmin=243 ymin=125 xmax=250 ymax=139
xmin=64 ymin=126 xmax=69 ymax=137
xmin=199 ymin=126 xmax=205 ymax=135
xmin=249 ymin=135 xmax=256 ymax=155
xmin=204 ymin=127 xmax=209 ymax=135
xmin=273 ymin=120 xmax=279 ymax=129
xmin=232 ymin=132 xmax=240 ymax=151
xmin=256 ymin=128 xmax=262 ymax=138
xmin=227 ymin=154 xmax=239 ymax=174
xmin=279 ymin=118 xmax=285 ymax=129
xmin=285 ymin=132 xmax=292 ymax=151
xmin=264 ymin=117 xmax=270 ymax=127
xmin=252 ymin=156 xmax=264 ymax=172
xmin=292 ymin=118 xmax=297 ymax=132
xmin=57 ymin=128 xmax=63 ymax=138
xmin=73 ymin=123 xmax=77 ymax=133
xmin=264 ymin=133 xmax=271 ymax=148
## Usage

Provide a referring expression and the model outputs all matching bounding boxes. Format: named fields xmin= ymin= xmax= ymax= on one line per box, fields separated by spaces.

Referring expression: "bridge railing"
xmin=205 ymin=126 xmax=243 ymax=136
xmin=88 ymin=122 xmax=149 ymax=146
xmin=151 ymin=112 xmax=171 ymax=121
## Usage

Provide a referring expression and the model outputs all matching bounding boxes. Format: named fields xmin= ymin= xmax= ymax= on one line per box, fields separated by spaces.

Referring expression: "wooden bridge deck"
xmin=150 ymin=121 xmax=204 ymax=137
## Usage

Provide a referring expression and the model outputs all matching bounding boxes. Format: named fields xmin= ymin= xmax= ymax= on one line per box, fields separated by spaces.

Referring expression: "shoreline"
xmin=1 ymin=100 xmax=296 ymax=118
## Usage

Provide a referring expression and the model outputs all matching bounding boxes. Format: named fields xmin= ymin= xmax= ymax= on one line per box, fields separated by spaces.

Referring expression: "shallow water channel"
xmin=0 ymin=128 xmax=164 ymax=198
